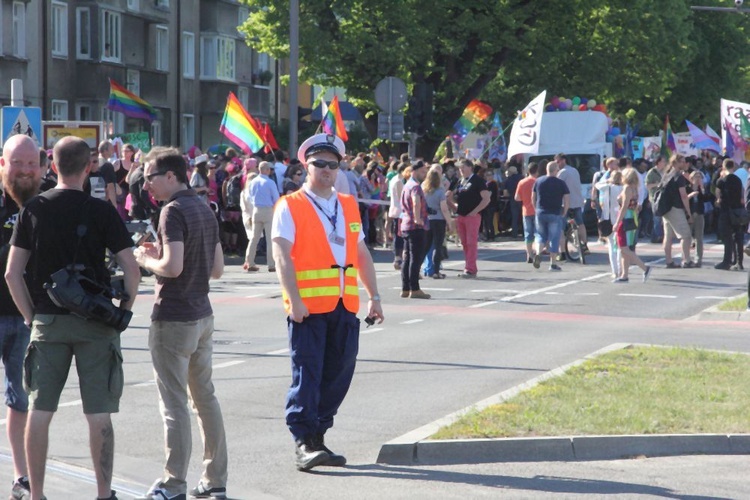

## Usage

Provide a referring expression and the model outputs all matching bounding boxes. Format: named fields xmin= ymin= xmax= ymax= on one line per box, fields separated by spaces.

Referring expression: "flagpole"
xmin=479 ymin=121 xmax=514 ymax=158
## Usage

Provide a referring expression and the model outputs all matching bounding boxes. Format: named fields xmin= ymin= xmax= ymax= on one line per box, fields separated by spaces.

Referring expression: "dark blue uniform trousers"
xmin=285 ymin=299 xmax=360 ymax=442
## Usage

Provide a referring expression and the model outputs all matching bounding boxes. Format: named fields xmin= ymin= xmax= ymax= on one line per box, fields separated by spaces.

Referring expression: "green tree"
xmin=240 ymin=0 xmax=750 ymax=158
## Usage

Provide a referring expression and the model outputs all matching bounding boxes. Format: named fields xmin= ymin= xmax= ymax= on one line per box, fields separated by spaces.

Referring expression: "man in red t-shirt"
xmin=514 ymin=162 xmax=540 ymax=263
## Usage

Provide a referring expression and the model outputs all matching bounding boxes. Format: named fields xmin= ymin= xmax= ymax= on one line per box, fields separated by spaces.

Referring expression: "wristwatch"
xmin=369 ymin=294 xmax=381 ymax=301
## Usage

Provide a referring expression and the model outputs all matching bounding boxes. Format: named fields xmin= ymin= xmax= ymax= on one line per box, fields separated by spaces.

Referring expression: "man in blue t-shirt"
xmin=532 ymin=161 xmax=570 ymax=271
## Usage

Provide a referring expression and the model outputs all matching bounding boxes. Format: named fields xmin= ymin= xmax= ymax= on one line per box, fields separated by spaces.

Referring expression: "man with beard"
xmin=0 ymin=135 xmax=47 ymax=499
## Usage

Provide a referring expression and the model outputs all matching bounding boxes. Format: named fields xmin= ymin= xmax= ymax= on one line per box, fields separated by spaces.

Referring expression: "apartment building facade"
xmin=0 ymin=0 xmax=276 ymax=150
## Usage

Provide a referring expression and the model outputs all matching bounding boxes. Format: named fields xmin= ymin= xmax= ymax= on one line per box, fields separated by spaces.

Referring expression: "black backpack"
xmin=652 ymin=176 xmax=675 ymax=217
xmin=225 ymin=174 xmax=243 ymax=209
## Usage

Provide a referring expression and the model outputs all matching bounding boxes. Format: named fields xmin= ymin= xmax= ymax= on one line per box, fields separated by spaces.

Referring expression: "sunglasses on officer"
xmin=307 ymin=159 xmax=340 ymax=170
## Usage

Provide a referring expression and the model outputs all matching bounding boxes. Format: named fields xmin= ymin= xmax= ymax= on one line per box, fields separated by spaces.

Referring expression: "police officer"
xmin=271 ymin=134 xmax=384 ymax=471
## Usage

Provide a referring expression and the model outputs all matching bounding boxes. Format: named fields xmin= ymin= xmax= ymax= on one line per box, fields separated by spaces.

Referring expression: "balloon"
xmin=572 ymin=96 xmax=581 ymax=107
xmin=558 ymin=97 xmax=566 ymax=105
xmin=551 ymin=96 xmax=560 ymax=106
xmin=564 ymin=98 xmax=572 ymax=108
xmin=581 ymin=97 xmax=588 ymax=104
xmin=559 ymin=101 xmax=568 ymax=110
xmin=588 ymin=99 xmax=597 ymax=109
xmin=594 ymin=104 xmax=605 ymax=112
xmin=546 ymin=104 xmax=556 ymax=112
xmin=607 ymin=116 xmax=613 ymax=126
xmin=579 ymin=104 xmax=588 ymax=111
xmin=611 ymin=127 xmax=621 ymax=136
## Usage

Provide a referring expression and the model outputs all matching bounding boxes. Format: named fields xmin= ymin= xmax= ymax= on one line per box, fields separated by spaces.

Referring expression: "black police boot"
xmin=295 ymin=437 xmax=329 ymax=471
xmin=312 ymin=433 xmax=347 ymax=467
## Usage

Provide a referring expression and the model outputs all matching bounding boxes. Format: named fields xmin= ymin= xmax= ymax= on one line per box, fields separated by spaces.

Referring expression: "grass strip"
xmin=717 ymin=295 xmax=746 ymax=312
xmin=432 ymin=346 xmax=750 ymax=440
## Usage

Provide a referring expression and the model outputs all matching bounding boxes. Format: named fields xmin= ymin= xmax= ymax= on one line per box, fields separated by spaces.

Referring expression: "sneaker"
xmin=715 ymin=262 xmax=731 ymax=270
xmin=295 ymin=438 xmax=330 ymax=471
xmin=311 ymin=433 xmax=347 ymax=467
xmin=97 ymin=491 xmax=118 ymax=500
xmin=643 ymin=266 xmax=652 ymax=283
xmin=457 ymin=272 xmax=477 ymax=279
xmin=135 ymin=485 xmax=186 ymax=500
xmin=681 ymin=261 xmax=695 ymax=269
xmin=665 ymin=261 xmax=679 ymax=269
xmin=400 ymin=290 xmax=409 ymax=298
xmin=432 ymin=272 xmax=446 ymax=279
xmin=246 ymin=265 xmax=259 ymax=272
xmin=549 ymin=264 xmax=562 ymax=271
xmin=189 ymin=482 xmax=226 ymax=499
xmin=409 ymin=290 xmax=431 ymax=299
xmin=10 ymin=476 xmax=30 ymax=500
xmin=612 ymin=277 xmax=629 ymax=283
xmin=532 ymin=254 xmax=541 ymax=269
xmin=526 ymin=256 xmax=533 ymax=264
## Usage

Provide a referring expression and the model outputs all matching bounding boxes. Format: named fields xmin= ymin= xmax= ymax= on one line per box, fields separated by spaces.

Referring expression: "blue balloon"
xmin=580 ymin=97 xmax=588 ymax=104
xmin=546 ymin=104 xmax=556 ymax=112
xmin=611 ymin=127 xmax=621 ymax=136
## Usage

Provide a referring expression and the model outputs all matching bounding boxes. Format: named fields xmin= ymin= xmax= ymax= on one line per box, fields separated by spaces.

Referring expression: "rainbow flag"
xmin=107 ymin=79 xmax=157 ymax=122
xmin=321 ymin=96 xmax=348 ymax=142
xmin=453 ymin=100 xmax=493 ymax=138
xmin=661 ymin=115 xmax=676 ymax=157
xmin=220 ymin=92 xmax=265 ymax=154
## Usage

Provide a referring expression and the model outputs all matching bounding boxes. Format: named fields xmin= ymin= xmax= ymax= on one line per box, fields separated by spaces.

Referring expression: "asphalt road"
xmin=2 ymin=236 xmax=749 ymax=499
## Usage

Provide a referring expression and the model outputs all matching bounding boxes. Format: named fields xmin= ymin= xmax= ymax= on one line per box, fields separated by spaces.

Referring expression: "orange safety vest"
xmin=283 ymin=190 xmax=361 ymax=315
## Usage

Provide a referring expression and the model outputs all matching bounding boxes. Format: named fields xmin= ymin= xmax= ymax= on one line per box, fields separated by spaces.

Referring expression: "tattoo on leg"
xmin=99 ymin=423 xmax=114 ymax=484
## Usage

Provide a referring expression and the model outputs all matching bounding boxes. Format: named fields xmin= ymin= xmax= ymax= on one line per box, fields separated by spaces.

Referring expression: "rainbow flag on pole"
xmin=107 ymin=79 xmax=157 ymax=122
xmin=453 ymin=100 xmax=493 ymax=138
xmin=661 ymin=114 xmax=676 ymax=157
xmin=220 ymin=92 xmax=265 ymax=154
xmin=321 ymin=95 xmax=348 ymax=142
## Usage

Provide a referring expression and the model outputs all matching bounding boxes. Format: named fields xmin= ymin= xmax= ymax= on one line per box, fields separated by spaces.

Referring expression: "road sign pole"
xmin=11 ymin=79 xmax=23 ymax=107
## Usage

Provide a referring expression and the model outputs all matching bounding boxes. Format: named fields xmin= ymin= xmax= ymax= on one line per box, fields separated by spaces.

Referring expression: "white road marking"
xmin=133 ymin=381 xmax=155 ymax=388
xmin=363 ymin=327 xmax=385 ymax=333
xmin=266 ymin=348 xmax=289 ymax=355
xmin=244 ymin=294 xmax=266 ymax=299
xmin=470 ymin=289 xmax=520 ymax=293
xmin=501 ymin=272 xmax=611 ymax=302
xmin=234 ymin=286 xmax=282 ymax=290
xmin=696 ymin=296 xmax=733 ymax=300
xmin=400 ymin=319 xmax=424 ymax=325
xmin=213 ymin=360 xmax=246 ymax=369
xmin=619 ymin=293 xmax=677 ymax=299
xmin=469 ymin=301 xmax=498 ymax=309
xmin=574 ymin=292 xmax=600 ymax=296
xmin=544 ymin=292 xmax=562 ymax=295
xmin=58 ymin=399 xmax=83 ymax=408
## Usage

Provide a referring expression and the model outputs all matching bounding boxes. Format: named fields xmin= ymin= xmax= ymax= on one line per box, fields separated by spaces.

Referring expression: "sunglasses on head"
xmin=308 ymin=159 xmax=340 ymax=170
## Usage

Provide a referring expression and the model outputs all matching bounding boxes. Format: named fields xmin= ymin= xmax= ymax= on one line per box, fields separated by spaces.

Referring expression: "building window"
xmin=102 ymin=107 xmax=124 ymax=136
xmin=238 ymin=7 xmax=249 ymax=37
xmin=12 ymin=1 xmax=26 ymax=58
xmin=237 ymin=87 xmax=249 ymax=111
xmin=127 ymin=0 xmax=139 ymax=11
xmin=257 ymin=53 xmax=270 ymax=72
xmin=126 ymin=70 xmax=140 ymax=95
xmin=200 ymin=36 xmax=235 ymax=81
xmin=77 ymin=104 xmax=92 ymax=121
xmin=76 ymin=8 xmax=91 ymax=59
xmin=155 ymin=25 xmax=169 ymax=71
xmin=51 ymin=100 xmax=69 ymax=121
xmin=151 ymin=121 xmax=162 ymax=147
xmin=101 ymin=10 xmax=121 ymax=62
xmin=51 ymin=2 xmax=68 ymax=57
xmin=156 ymin=0 xmax=170 ymax=8
xmin=182 ymin=32 xmax=195 ymax=78
xmin=182 ymin=114 xmax=195 ymax=149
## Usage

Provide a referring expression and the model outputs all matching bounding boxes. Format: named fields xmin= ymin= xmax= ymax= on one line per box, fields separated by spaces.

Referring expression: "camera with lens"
xmin=44 ymin=265 xmax=132 ymax=332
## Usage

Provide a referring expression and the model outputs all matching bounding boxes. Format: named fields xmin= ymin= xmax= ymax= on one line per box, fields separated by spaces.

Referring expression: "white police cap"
xmin=297 ymin=133 xmax=345 ymax=163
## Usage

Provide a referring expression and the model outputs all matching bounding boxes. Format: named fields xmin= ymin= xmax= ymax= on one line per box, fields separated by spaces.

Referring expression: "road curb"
xmin=377 ymin=343 xmax=750 ymax=465
xmin=695 ymin=294 xmax=750 ymax=321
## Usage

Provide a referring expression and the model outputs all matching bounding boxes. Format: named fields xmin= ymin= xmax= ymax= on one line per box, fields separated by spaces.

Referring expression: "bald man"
xmin=0 ymin=135 xmax=45 ymax=498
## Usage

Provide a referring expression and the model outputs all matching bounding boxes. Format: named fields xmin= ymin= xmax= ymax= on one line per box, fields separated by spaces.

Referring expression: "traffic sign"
xmin=375 ymin=77 xmax=407 ymax=114
xmin=377 ymin=113 xmax=405 ymax=141
xmin=1 ymin=106 xmax=42 ymax=147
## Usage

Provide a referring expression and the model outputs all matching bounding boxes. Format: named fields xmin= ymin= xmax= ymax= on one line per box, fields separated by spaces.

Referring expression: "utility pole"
xmin=289 ymin=0 xmax=299 ymax=154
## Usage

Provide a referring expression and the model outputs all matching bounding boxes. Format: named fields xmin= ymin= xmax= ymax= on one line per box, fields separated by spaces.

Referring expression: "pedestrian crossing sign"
xmin=1 ymin=106 xmax=42 ymax=147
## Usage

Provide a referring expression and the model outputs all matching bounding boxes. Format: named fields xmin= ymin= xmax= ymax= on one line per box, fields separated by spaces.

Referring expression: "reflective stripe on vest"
xmin=283 ymin=191 xmax=361 ymax=314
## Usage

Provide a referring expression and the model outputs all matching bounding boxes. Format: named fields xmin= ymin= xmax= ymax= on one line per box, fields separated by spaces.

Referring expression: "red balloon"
xmin=579 ymin=104 xmax=587 ymax=111
xmin=594 ymin=104 xmax=606 ymax=112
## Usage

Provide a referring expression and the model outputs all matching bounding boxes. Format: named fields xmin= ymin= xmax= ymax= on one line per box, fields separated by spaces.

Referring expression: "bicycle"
xmin=564 ymin=211 xmax=586 ymax=264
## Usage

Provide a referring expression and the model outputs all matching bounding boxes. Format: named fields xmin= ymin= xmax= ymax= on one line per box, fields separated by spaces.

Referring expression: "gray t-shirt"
xmin=424 ymin=187 xmax=446 ymax=220
xmin=557 ymin=165 xmax=584 ymax=209
xmin=152 ymin=189 xmax=219 ymax=322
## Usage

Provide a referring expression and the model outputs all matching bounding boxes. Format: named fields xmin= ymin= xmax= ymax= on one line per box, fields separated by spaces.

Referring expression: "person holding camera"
xmin=5 ymin=136 xmax=139 ymax=500
xmin=133 ymin=148 xmax=227 ymax=500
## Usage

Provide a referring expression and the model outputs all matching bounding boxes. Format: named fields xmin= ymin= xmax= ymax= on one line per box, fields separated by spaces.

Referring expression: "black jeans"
xmin=389 ymin=217 xmax=404 ymax=261
xmin=401 ymin=228 xmax=428 ymax=292
xmin=718 ymin=211 xmax=743 ymax=266
xmin=425 ymin=219 xmax=447 ymax=274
